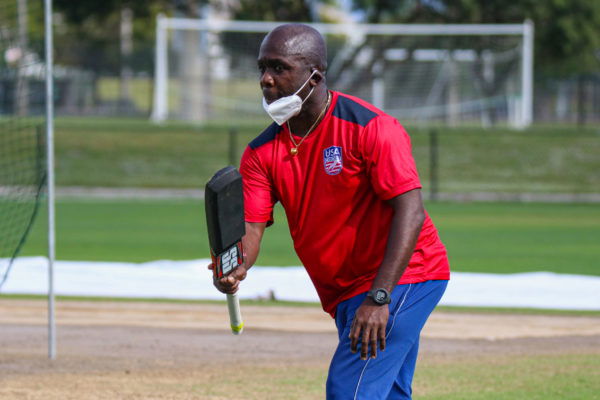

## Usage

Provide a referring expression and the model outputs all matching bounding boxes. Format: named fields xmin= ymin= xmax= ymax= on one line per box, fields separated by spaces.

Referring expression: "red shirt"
xmin=241 ymin=91 xmax=450 ymax=316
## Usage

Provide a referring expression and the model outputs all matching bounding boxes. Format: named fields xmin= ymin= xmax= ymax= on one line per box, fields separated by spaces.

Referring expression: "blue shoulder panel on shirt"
xmin=249 ymin=123 xmax=283 ymax=150
xmin=332 ymin=95 xmax=378 ymax=127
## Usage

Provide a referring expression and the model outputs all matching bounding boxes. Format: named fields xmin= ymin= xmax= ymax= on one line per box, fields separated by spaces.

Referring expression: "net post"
xmin=521 ymin=19 xmax=534 ymax=128
xmin=151 ymin=13 xmax=168 ymax=123
xmin=45 ymin=0 xmax=56 ymax=360
xmin=429 ymin=129 xmax=439 ymax=202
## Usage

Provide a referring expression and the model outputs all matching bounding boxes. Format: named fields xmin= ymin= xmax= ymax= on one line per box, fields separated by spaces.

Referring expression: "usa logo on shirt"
xmin=323 ymin=146 xmax=343 ymax=176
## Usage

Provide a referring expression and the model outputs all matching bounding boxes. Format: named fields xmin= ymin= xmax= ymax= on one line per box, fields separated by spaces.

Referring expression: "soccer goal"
xmin=152 ymin=18 xmax=533 ymax=128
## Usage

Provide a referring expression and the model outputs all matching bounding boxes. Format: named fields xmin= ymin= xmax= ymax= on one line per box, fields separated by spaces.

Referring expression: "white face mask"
xmin=262 ymin=70 xmax=318 ymax=125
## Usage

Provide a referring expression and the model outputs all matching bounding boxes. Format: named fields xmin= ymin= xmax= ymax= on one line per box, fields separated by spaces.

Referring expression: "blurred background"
xmin=2 ymin=1 xmax=599 ymax=121
xmin=0 ymin=0 xmax=599 ymax=275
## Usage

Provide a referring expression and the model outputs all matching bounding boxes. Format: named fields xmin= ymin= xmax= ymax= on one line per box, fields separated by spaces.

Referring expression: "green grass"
xmin=434 ymin=305 xmax=600 ymax=317
xmin=414 ymin=354 xmax=600 ymax=400
xmin=51 ymin=117 xmax=600 ymax=193
xmin=53 ymin=117 xmax=263 ymax=188
xmin=20 ymin=198 xmax=299 ymax=265
xmin=411 ymin=127 xmax=600 ymax=194
xmin=97 ymin=78 xmax=154 ymax=112
xmin=194 ymin=353 xmax=600 ymax=399
xmin=19 ymin=199 xmax=600 ymax=276
xmin=96 ymin=77 xmax=261 ymax=116
xmin=428 ymin=201 xmax=600 ymax=275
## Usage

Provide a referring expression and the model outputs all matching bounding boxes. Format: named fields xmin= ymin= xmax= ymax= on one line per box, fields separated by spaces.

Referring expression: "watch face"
xmin=375 ymin=290 xmax=387 ymax=303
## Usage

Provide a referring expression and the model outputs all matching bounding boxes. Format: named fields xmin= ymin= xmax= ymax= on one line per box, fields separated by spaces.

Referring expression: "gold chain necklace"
xmin=287 ymin=92 xmax=331 ymax=156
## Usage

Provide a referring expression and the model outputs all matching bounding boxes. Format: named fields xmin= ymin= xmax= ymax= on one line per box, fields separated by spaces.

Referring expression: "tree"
xmin=53 ymin=0 xmax=172 ymax=74
xmin=232 ymin=0 xmax=312 ymax=21
xmin=350 ymin=0 xmax=600 ymax=76
xmin=52 ymin=0 xmax=174 ymax=114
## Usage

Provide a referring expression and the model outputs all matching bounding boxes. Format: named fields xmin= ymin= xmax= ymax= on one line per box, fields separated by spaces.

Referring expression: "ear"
xmin=311 ymin=70 xmax=323 ymax=85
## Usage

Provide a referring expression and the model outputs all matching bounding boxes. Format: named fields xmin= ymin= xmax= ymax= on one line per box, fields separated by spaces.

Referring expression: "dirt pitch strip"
xmin=1 ymin=299 xmax=599 ymax=399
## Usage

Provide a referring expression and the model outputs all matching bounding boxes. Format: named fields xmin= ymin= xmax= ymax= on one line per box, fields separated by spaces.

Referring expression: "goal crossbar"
xmin=160 ymin=18 xmax=527 ymax=36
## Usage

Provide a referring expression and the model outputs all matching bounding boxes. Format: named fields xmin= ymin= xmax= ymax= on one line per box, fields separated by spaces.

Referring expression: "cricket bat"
xmin=205 ymin=166 xmax=245 ymax=335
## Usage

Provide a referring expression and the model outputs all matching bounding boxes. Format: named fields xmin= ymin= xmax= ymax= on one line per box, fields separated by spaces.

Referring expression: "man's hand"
xmin=349 ymin=298 xmax=389 ymax=360
xmin=207 ymin=222 xmax=265 ymax=296
xmin=208 ymin=262 xmax=248 ymax=294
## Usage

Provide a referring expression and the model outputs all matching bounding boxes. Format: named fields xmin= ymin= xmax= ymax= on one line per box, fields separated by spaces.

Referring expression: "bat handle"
xmin=227 ymin=293 xmax=244 ymax=335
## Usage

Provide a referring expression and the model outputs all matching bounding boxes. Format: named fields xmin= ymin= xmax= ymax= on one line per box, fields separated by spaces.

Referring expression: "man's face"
xmin=257 ymin=36 xmax=312 ymax=104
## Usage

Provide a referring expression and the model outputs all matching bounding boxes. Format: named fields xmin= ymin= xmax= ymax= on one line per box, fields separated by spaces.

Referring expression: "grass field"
xmin=208 ymin=354 xmax=600 ymax=400
xmin=415 ymin=353 xmax=600 ymax=400
xmin=52 ymin=117 xmax=600 ymax=194
xmin=99 ymin=353 xmax=597 ymax=400
xmin=19 ymin=198 xmax=600 ymax=276
xmin=97 ymin=77 xmax=260 ymax=117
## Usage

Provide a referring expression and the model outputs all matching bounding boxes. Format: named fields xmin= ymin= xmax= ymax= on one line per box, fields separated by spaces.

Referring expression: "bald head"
xmin=260 ymin=24 xmax=328 ymax=72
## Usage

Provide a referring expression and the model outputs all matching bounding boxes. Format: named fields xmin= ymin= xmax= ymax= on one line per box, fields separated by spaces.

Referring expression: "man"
xmin=211 ymin=23 xmax=450 ymax=399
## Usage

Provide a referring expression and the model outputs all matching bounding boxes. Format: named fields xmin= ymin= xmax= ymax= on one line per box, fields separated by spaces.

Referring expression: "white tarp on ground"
xmin=1 ymin=257 xmax=599 ymax=311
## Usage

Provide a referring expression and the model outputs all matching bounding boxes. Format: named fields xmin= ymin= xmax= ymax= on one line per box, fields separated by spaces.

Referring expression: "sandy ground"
xmin=1 ymin=299 xmax=599 ymax=399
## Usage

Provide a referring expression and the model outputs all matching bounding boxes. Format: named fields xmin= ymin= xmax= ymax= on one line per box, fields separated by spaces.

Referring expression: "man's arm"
xmin=349 ymin=189 xmax=425 ymax=360
xmin=211 ymin=221 xmax=267 ymax=294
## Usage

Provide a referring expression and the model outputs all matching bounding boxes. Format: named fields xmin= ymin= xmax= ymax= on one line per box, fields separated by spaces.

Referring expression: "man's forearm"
xmin=371 ymin=189 xmax=425 ymax=293
xmin=242 ymin=221 xmax=267 ymax=269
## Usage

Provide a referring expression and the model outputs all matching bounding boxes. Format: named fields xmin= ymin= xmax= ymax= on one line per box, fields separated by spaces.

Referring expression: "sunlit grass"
xmin=19 ymin=199 xmax=600 ymax=276
xmin=51 ymin=117 xmax=600 ymax=193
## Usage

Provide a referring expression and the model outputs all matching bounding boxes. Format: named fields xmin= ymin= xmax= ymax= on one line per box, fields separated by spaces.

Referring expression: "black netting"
xmin=0 ymin=0 xmax=47 ymax=290
xmin=0 ymin=120 xmax=46 ymax=290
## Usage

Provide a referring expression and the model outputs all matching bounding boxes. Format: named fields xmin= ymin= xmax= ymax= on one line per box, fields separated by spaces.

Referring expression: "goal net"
xmin=152 ymin=19 xmax=533 ymax=128
xmin=0 ymin=0 xmax=47 ymax=290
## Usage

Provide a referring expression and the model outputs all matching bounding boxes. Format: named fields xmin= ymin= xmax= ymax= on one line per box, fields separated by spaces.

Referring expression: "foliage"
xmin=527 ymin=0 xmax=600 ymax=76
xmin=0 ymin=0 xmax=45 ymax=66
xmin=53 ymin=0 xmax=170 ymax=23
xmin=48 ymin=0 xmax=599 ymax=77
xmin=350 ymin=0 xmax=600 ymax=76
xmin=52 ymin=0 xmax=172 ymax=75
xmin=232 ymin=0 xmax=312 ymax=21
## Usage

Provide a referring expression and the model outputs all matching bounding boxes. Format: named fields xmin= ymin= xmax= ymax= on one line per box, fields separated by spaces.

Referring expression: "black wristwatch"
xmin=367 ymin=288 xmax=391 ymax=305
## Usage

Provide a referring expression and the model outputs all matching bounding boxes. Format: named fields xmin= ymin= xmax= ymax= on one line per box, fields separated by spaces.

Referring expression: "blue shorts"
xmin=326 ymin=280 xmax=448 ymax=400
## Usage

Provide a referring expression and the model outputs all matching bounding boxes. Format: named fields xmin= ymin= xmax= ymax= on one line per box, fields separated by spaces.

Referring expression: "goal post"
xmin=152 ymin=18 xmax=533 ymax=128
xmin=44 ymin=0 xmax=56 ymax=360
xmin=0 ymin=0 xmax=56 ymax=360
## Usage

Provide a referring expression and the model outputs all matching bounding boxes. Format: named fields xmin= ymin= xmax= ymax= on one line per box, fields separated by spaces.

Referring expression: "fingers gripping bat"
xmin=205 ymin=166 xmax=245 ymax=335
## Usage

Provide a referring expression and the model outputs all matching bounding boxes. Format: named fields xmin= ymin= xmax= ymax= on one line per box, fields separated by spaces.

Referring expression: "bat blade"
xmin=205 ymin=166 xmax=245 ymax=335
